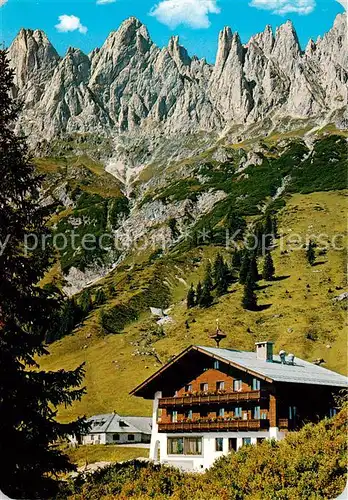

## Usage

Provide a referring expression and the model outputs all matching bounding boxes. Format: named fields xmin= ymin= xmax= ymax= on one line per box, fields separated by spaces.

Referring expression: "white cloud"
xmin=0 ymin=0 xmax=8 ymax=6
xmin=150 ymin=0 xmax=220 ymax=29
xmin=336 ymin=0 xmax=347 ymax=9
xmin=96 ymin=0 xmax=117 ymax=4
xmin=55 ymin=15 xmax=88 ymax=34
xmin=249 ymin=0 xmax=315 ymax=15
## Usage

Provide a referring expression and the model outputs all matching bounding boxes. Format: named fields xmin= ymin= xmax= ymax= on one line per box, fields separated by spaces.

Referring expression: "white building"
xmin=80 ymin=413 xmax=152 ymax=445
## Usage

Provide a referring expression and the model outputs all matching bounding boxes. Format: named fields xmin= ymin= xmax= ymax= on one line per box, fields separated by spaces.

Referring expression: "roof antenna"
xmin=209 ymin=319 xmax=227 ymax=348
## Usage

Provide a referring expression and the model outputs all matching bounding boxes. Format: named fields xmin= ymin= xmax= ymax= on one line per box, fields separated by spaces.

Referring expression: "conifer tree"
xmin=306 ymin=240 xmax=316 ymax=266
xmin=187 ymin=284 xmax=195 ymax=309
xmin=249 ymin=253 xmax=260 ymax=283
xmin=199 ymin=283 xmax=213 ymax=308
xmin=203 ymin=261 xmax=213 ymax=291
xmin=80 ymin=288 xmax=93 ymax=315
xmin=232 ymin=250 xmax=242 ymax=269
xmin=94 ymin=288 xmax=107 ymax=306
xmin=0 ymin=50 xmax=87 ymax=499
xmin=242 ymin=271 xmax=258 ymax=311
xmin=262 ymin=252 xmax=275 ymax=281
xmin=196 ymin=281 xmax=203 ymax=306
xmin=239 ymin=252 xmax=250 ymax=284
xmin=214 ymin=254 xmax=230 ymax=296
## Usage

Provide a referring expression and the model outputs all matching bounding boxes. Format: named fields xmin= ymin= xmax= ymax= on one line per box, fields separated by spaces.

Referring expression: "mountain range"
xmin=9 ymin=14 xmax=348 ymax=145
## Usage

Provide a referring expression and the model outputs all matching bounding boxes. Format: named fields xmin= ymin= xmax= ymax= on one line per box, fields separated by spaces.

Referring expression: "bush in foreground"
xmin=58 ymin=407 xmax=347 ymax=500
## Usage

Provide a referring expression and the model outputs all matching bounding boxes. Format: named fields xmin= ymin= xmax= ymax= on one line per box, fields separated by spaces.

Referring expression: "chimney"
xmin=255 ymin=341 xmax=274 ymax=362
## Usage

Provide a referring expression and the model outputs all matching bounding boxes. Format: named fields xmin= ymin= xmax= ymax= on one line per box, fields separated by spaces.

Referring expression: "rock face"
xmin=9 ymin=15 xmax=348 ymax=142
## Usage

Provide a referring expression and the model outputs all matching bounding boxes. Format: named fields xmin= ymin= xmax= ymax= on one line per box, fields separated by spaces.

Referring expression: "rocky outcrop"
xmin=9 ymin=15 xmax=347 ymax=142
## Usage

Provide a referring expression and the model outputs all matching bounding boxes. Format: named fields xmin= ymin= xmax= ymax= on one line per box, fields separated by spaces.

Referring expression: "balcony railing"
xmin=159 ymin=390 xmax=265 ymax=408
xmin=158 ymin=419 xmax=269 ymax=433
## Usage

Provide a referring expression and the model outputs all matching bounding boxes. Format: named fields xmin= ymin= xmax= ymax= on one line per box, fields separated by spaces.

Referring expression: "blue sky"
xmin=0 ymin=0 xmax=346 ymax=63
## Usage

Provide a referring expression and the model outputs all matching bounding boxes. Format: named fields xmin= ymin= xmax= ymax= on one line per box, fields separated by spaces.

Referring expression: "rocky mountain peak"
xmin=8 ymin=14 xmax=347 ymax=143
xmin=247 ymin=24 xmax=274 ymax=57
xmin=10 ymin=27 xmax=60 ymax=87
xmin=168 ymin=35 xmax=191 ymax=67
xmin=215 ymin=26 xmax=233 ymax=69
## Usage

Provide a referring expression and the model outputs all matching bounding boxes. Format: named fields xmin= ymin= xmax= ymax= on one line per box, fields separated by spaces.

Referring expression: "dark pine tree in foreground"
xmin=0 ymin=50 xmax=87 ymax=499
xmin=187 ymin=284 xmax=195 ymax=309
xmin=262 ymin=252 xmax=275 ymax=281
xmin=306 ymin=239 xmax=316 ymax=266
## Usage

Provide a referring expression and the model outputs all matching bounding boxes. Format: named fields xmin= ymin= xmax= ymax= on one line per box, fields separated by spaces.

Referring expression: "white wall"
xmin=82 ymin=432 xmax=145 ymax=445
xmin=157 ymin=430 xmax=280 ymax=471
xmin=149 ymin=394 xmax=286 ymax=471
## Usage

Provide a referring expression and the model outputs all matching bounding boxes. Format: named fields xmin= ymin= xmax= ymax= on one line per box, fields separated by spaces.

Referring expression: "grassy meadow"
xmin=40 ymin=190 xmax=347 ymax=422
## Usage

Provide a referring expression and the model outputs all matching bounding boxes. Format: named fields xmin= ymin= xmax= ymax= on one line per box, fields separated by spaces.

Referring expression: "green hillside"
xmin=40 ymin=189 xmax=347 ymax=422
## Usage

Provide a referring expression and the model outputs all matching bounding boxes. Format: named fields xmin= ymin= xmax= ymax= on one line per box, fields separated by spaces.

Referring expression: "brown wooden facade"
xmin=132 ymin=346 xmax=340 ymax=434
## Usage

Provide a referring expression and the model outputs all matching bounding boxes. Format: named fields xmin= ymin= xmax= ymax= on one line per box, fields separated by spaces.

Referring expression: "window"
xmin=257 ymin=438 xmax=265 ymax=445
xmin=218 ymin=408 xmax=225 ymax=417
xmin=329 ymin=408 xmax=337 ymax=418
xmin=243 ymin=437 xmax=251 ymax=446
xmin=228 ymin=438 xmax=237 ymax=452
xmin=185 ymin=384 xmax=192 ymax=393
xmin=167 ymin=437 xmax=202 ymax=456
xmin=128 ymin=434 xmax=135 ymax=441
xmin=216 ymin=381 xmax=225 ymax=391
xmin=157 ymin=408 xmax=163 ymax=422
xmin=261 ymin=411 xmax=268 ymax=420
xmin=184 ymin=437 xmax=202 ymax=455
xmin=254 ymin=406 xmax=261 ymax=420
xmin=234 ymin=407 xmax=242 ymax=418
xmin=186 ymin=410 xmax=193 ymax=420
xmin=172 ymin=410 xmax=178 ymax=423
xmin=90 ymin=435 xmax=94 ymax=441
xmin=215 ymin=438 xmax=223 ymax=452
xmin=168 ymin=437 xmax=184 ymax=455
xmin=119 ymin=421 xmax=129 ymax=427
xmin=200 ymin=383 xmax=208 ymax=392
xmin=289 ymin=406 xmax=297 ymax=420
xmin=213 ymin=360 xmax=220 ymax=370
xmin=252 ymin=378 xmax=261 ymax=391
xmin=233 ymin=380 xmax=242 ymax=391
xmin=113 ymin=433 xmax=120 ymax=441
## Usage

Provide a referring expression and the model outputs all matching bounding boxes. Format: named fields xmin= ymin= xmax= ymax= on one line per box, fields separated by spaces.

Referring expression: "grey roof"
xmin=86 ymin=413 xmax=152 ymax=435
xmin=198 ymin=346 xmax=348 ymax=388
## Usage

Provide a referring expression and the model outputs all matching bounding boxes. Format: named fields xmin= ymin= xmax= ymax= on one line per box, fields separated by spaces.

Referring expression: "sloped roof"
xmin=199 ymin=346 xmax=348 ymax=388
xmin=86 ymin=413 xmax=152 ymax=435
xmin=131 ymin=345 xmax=348 ymax=398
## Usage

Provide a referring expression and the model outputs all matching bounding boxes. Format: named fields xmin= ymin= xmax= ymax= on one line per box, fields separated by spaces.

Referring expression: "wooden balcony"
xmin=158 ymin=419 xmax=269 ymax=433
xmin=159 ymin=390 xmax=266 ymax=408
